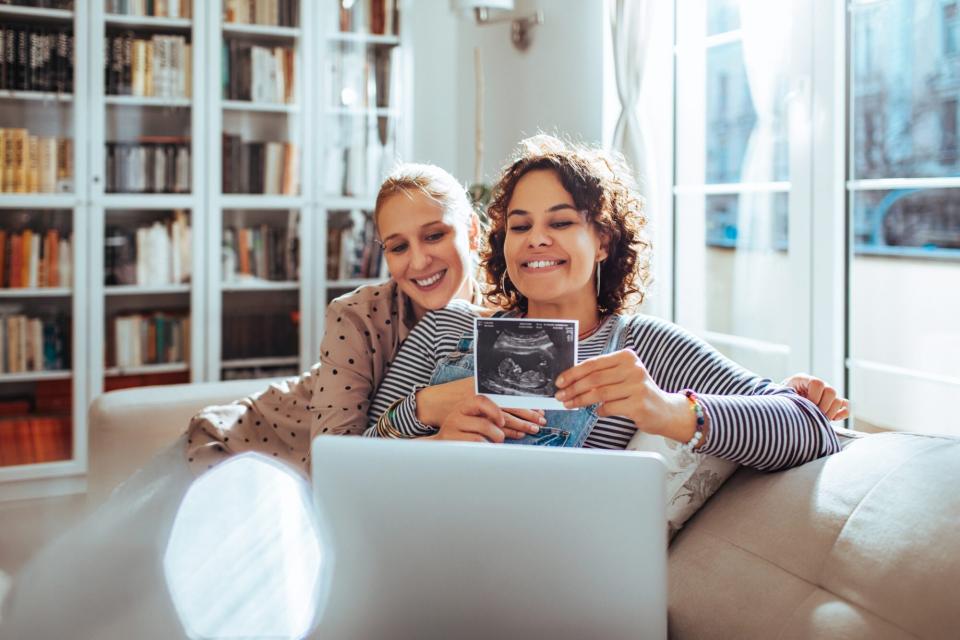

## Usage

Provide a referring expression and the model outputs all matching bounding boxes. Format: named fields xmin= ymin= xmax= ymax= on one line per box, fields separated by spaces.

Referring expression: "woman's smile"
xmin=520 ymin=257 xmax=567 ymax=273
xmin=411 ymin=268 xmax=447 ymax=290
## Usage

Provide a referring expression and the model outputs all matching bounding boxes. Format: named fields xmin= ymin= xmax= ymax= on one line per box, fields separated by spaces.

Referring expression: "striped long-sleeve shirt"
xmin=365 ymin=301 xmax=840 ymax=471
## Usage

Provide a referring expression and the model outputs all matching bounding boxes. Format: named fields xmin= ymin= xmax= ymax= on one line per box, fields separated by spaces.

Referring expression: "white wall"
xmin=409 ymin=0 xmax=606 ymax=185
xmin=407 ymin=1 xmax=461 ymax=172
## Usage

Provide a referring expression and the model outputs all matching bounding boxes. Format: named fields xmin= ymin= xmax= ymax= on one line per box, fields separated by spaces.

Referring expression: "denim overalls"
xmin=428 ymin=314 xmax=628 ymax=447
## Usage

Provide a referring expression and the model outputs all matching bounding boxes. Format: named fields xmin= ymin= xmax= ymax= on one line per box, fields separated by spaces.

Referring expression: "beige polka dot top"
xmin=184 ymin=280 xmax=414 ymax=475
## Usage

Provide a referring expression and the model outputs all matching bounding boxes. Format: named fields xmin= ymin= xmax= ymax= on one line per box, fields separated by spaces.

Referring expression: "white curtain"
xmin=732 ymin=0 xmax=793 ymax=341
xmin=608 ymin=0 xmax=655 ymax=201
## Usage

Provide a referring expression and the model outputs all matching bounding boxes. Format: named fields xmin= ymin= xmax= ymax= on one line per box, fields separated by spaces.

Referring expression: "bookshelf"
xmin=88 ymin=0 xmax=204 ymax=407
xmin=0 ymin=0 xmax=90 ymax=500
xmin=0 ymin=0 xmax=406 ymax=500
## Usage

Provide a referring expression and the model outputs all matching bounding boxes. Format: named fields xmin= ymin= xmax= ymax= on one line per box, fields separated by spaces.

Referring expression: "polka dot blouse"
xmin=184 ymin=280 xmax=415 ymax=475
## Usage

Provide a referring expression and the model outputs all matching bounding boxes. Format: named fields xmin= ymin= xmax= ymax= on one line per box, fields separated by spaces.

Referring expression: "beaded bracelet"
xmin=680 ymin=389 xmax=706 ymax=452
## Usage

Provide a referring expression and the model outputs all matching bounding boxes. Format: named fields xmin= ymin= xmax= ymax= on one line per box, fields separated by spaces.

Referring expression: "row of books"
xmin=0 ymin=129 xmax=73 ymax=193
xmin=104 ymin=210 xmax=190 ymax=286
xmin=109 ymin=311 xmax=190 ymax=368
xmin=223 ymin=40 xmax=293 ymax=104
xmin=221 ymin=134 xmax=299 ymax=194
xmin=0 ymin=312 xmax=70 ymax=373
xmin=326 ymin=210 xmax=384 ymax=280
xmin=0 ymin=416 xmax=71 ymax=467
xmin=222 ymin=363 xmax=297 ymax=380
xmin=105 ymin=33 xmax=192 ymax=99
xmin=0 ymin=228 xmax=72 ymax=288
xmin=0 ymin=25 xmax=73 ymax=93
xmin=222 ymin=311 xmax=297 ymax=359
xmin=329 ymin=44 xmax=395 ymax=109
xmin=0 ymin=1 xmax=73 ymax=8
xmin=222 ymin=222 xmax=298 ymax=283
xmin=324 ymin=117 xmax=395 ymax=198
xmin=224 ymin=0 xmax=298 ymax=27
xmin=338 ymin=0 xmax=398 ymax=36
xmin=105 ymin=0 xmax=192 ymax=18
xmin=105 ymin=139 xmax=191 ymax=193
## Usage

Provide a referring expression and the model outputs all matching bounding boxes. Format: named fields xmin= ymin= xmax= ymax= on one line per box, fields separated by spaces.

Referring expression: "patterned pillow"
xmin=625 ymin=431 xmax=738 ymax=538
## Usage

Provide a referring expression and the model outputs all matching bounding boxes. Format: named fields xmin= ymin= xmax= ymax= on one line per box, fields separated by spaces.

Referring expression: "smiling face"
xmin=503 ymin=169 xmax=607 ymax=313
xmin=376 ymin=189 xmax=476 ymax=319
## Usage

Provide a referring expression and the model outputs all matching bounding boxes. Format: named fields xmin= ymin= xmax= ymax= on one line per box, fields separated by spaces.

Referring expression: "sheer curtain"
xmin=732 ymin=0 xmax=792 ymax=341
xmin=608 ymin=0 xmax=655 ymax=201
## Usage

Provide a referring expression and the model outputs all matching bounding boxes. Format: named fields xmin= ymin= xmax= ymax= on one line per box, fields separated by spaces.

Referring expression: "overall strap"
xmin=600 ymin=315 xmax=629 ymax=356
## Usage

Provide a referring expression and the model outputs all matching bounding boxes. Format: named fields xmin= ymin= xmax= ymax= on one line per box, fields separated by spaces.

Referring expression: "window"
xmin=848 ymin=0 xmax=960 ymax=434
xmin=674 ymin=0 xmax=799 ymax=382
xmin=672 ymin=0 xmax=960 ymax=434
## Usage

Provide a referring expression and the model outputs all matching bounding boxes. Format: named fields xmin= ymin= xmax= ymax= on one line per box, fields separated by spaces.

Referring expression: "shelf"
xmin=323 ymin=196 xmax=376 ymax=210
xmin=104 ymin=14 xmax=192 ymax=30
xmin=222 ymin=100 xmax=299 ymax=113
xmin=99 ymin=194 xmax=196 ymax=209
xmin=221 ymin=280 xmax=299 ymax=292
xmin=222 ymin=23 xmax=301 ymax=39
xmin=327 ymin=278 xmax=385 ymax=289
xmin=0 ymin=90 xmax=72 ymax=103
xmin=221 ymin=356 xmax=298 ymax=369
xmin=0 ymin=370 xmax=71 ymax=383
xmin=0 ymin=195 xmax=78 ymax=209
xmin=105 ymin=362 xmax=189 ymax=376
xmin=105 ymin=95 xmax=191 ymax=108
xmin=105 ymin=284 xmax=190 ymax=296
xmin=326 ymin=106 xmax=397 ymax=118
xmin=0 ymin=5 xmax=72 ymax=22
xmin=0 ymin=288 xmax=71 ymax=298
xmin=328 ymin=32 xmax=400 ymax=46
xmin=220 ymin=195 xmax=304 ymax=209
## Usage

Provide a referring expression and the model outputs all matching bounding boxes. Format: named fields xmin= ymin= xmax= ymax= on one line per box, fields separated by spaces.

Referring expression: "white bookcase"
xmin=0 ymin=0 xmax=407 ymax=501
xmin=0 ymin=1 xmax=90 ymax=500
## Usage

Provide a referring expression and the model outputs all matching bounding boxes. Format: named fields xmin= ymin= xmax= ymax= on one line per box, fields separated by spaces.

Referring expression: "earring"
xmin=596 ymin=261 xmax=602 ymax=297
xmin=500 ymin=268 xmax=510 ymax=294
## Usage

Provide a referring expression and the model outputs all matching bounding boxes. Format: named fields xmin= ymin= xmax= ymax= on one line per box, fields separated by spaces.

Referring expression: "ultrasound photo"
xmin=474 ymin=317 xmax=578 ymax=410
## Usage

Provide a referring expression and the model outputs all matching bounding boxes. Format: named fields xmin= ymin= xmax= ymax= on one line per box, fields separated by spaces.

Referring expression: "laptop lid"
xmin=310 ymin=436 xmax=667 ymax=640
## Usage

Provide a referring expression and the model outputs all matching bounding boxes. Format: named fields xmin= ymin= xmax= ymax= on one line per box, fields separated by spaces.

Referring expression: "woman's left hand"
xmin=554 ymin=349 xmax=695 ymax=443
xmin=781 ymin=373 xmax=850 ymax=421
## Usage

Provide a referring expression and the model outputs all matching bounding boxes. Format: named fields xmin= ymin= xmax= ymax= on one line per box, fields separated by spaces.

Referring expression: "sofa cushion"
xmin=87 ymin=378 xmax=281 ymax=506
xmin=668 ymin=431 xmax=960 ymax=639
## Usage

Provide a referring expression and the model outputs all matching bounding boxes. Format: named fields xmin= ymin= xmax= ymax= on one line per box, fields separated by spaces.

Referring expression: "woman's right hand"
xmin=432 ymin=395 xmax=539 ymax=443
xmin=417 ymin=379 xmax=544 ymax=438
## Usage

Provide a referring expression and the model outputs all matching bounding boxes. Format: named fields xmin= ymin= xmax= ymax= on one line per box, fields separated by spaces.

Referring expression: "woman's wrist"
xmin=665 ymin=392 xmax=698 ymax=444
xmin=414 ymin=385 xmax=441 ymax=427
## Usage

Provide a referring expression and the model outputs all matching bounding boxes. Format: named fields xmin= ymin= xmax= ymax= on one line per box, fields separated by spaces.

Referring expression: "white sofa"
xmin=84 ymin=382 xmax=960 ymax=639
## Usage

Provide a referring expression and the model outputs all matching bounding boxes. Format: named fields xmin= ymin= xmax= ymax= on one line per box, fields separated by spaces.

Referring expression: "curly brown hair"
xmin=481 ymin=135 xmax=652 ymax=315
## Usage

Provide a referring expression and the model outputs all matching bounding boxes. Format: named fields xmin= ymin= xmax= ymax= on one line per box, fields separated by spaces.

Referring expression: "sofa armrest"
xmin=87 ymin=378 xmax=282 ymax=505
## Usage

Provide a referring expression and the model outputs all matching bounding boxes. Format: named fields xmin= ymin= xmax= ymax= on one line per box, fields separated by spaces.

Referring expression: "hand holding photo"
xmin=474 ymin=317 xmax=578 ymax=410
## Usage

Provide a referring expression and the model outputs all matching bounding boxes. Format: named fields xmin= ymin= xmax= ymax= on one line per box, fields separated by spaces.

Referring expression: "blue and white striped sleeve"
xmin=631 ymin=317 xmax=841 ymax=471
xmin=363 ymin=310 xmax=443 ymax=438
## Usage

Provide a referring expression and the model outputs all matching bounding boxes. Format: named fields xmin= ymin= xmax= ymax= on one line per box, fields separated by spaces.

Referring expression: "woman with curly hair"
xmin=364 ymin=135 xmax=841 ymax=510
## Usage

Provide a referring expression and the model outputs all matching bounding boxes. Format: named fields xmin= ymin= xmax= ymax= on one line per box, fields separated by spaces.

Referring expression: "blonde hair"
xmin=374 ymin=163 xmax=474 ymax=230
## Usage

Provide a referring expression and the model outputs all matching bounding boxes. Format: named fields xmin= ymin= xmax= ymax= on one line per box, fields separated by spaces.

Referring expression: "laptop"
xmin=310 ymin=436 xmax=667 ymax=640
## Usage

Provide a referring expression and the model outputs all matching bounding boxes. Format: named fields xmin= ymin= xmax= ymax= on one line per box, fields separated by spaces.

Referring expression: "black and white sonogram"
xmin=474 ymin=317 xmax=578 ymax=410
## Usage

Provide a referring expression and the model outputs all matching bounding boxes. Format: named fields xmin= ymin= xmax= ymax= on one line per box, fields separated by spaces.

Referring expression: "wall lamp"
xmin=451 ymin=0 xmax=545 ymax=52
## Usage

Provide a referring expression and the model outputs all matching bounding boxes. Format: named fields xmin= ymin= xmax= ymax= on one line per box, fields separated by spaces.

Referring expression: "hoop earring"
xmin=500 ymin=268 xmax=510 ymax=294
xmin=596 ymin=261 xmax=602 ymax=297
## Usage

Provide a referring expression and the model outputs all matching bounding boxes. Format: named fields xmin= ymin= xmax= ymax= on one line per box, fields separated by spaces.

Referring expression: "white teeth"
xmin=526 ymin=260 xmax=562 ymax=269
xmin=414 ymin=271 xmax=443 ymax=287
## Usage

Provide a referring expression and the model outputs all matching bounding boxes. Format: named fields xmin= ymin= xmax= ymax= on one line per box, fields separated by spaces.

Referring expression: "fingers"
xmin=556 ymin=350 xmax=631 ymax=389
xmin=805 ymin=378 xmax=826 ymax=405
xmin=817 ymin=386 xmax=837 ymax=416
xmin=503 ymin=408 xmax=545 ymax=435
xmin=461 ymin=395 xmax=506 ymax=428
xmin=555 ymin=367 xmax=629 ymax=404
xmin=827 ymin=397 xmax=849 ymax=421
